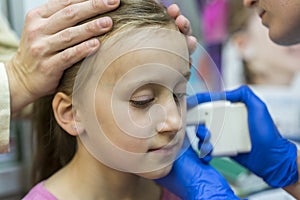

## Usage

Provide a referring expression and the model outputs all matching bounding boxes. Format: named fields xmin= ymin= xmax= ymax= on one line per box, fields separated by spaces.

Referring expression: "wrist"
xmin=294 ymin=150 xmax=299 ymax=183
xmin=4 ymin=58 xmax=35 ymax=116
xmin=268 ymin=140 xmax=298 ymax=187
xmin=283 ymin=151 xmax=300 ymax=199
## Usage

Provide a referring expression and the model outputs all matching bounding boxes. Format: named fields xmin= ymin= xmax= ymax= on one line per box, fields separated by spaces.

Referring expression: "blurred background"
xmin=1 ymin=0 xmax=299 ymax=199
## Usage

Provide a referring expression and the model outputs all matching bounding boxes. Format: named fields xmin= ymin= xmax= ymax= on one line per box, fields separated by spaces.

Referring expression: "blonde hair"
xmin=31 ymin=0 xmax=175 ymax=185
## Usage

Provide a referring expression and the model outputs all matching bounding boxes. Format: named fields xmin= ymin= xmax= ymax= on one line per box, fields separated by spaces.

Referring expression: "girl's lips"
xmin=148 ymin=142 xmax=178 ymax=154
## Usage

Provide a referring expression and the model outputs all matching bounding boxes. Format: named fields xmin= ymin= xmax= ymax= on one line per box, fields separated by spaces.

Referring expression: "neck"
xmin=45 ymin=141 xmax=161 ymax=200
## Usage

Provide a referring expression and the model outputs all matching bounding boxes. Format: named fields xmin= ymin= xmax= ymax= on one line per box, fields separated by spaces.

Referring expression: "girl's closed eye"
xmin=130 ymin=96 xmax=155 ymax=108
xmin=129 ymin=84 xmax=155 ymax=108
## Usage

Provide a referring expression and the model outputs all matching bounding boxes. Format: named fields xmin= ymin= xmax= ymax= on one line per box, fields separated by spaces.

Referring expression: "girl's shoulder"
xmin=22 ymin=181 xmax=58 ymax=200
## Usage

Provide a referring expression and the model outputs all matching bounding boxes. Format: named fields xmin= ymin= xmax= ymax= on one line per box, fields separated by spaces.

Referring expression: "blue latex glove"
xmin=193 ymin=85 xmax=299 ymax=188
xmin=196 ymin=124 xmax=213 ymax=164
xmin=156 ymin=146 xmax=239 ymax=200
xmin=155 ymin=94 xmax=239 ymax=200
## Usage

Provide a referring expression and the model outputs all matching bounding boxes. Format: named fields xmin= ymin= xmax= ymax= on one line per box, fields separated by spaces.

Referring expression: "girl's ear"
xmin=52 ymin=92 xmax=85 ymax=136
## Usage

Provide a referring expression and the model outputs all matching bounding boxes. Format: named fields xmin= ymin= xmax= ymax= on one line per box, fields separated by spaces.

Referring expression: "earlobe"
xmin=52 ymin=92 xmax=85 ymax=136
xmin=71 ymin=124 xmax=85 ymax=135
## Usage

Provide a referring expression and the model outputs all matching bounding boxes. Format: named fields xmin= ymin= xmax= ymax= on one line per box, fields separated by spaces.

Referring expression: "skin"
xmin=92 ymin=49 xmax=188 ymax=178
xmin=45 ymin=139 xmax=163 ymax=200
xmin=3 ymin=0 xmax=196 ymax=116
xmin=234 ymin=14 xmax=300 ymax=85
xmin=46 ymin=28 xmax=190 ymax=199
xmin=243 ymin=0 xmax=300 ymax=198
xmin=5 ymin=0 xmax=117 ymax=116
xmin=243 ymin=0 xmax=300 ymax=45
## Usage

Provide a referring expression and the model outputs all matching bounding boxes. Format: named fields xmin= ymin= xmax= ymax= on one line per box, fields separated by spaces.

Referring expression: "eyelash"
xmin=130 ymin=93 xmax=188 ymax=108
xmin=130 ymin=98 xmax=155 ymax=108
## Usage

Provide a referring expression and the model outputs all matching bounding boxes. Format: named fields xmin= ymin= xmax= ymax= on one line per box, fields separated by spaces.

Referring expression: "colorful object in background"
xmin=196 ymin=0 xmax=229 ymax=91
xmin=202 ymin=0 xmax=228 ymax=44
xmin=159 ymin=0 xmax=174 ymax=7
xmin=0 ymin=14 xmax=19 ymax=62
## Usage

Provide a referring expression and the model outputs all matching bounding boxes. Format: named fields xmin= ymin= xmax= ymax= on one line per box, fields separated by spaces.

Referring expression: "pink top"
xmin=22 ymin=181 xmax=181 ymax=200
xmin=22 ymin=182 xmax=57 ymax=200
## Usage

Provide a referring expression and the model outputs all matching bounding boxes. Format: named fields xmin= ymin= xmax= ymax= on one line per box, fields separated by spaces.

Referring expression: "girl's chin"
xmin=137 ymin=164 xmax=173 ymax=180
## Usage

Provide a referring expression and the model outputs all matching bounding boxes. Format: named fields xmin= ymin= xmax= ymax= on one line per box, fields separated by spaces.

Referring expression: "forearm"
xmin=283 ymin=151 xmax=300 ymax=199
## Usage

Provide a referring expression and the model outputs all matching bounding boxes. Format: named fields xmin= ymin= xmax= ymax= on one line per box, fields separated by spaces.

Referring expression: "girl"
xmin=24 ymin=0 xmax=190 ymax=199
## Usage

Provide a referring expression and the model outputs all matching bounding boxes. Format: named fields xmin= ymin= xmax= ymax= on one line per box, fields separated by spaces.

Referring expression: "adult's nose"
xmin=243 ymin=0 xmax=258 ymax=7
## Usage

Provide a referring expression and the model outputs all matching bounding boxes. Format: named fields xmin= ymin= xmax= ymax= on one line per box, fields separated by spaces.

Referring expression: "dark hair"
xmin=31 ymin=0 xmax=174 ymax=186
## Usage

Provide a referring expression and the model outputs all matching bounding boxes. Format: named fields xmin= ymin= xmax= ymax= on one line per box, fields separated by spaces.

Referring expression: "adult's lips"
xmin=257 ymin=8 xmax=266 ymax=19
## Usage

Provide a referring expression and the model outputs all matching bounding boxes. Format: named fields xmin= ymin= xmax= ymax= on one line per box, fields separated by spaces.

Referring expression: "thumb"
xmin=187 ymin=92 xmax=227 ymax=110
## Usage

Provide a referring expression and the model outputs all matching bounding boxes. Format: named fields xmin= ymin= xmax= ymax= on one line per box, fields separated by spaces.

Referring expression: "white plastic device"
xmin=186 ymin=100 xmax=252 ymax=156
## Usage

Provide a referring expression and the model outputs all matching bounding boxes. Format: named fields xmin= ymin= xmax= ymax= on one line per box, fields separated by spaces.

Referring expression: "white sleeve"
xmin=0 ymin=62 xmax=10 ymax=153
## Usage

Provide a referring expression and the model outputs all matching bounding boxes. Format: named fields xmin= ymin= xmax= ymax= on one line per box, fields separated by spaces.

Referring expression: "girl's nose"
xmin=156 ymin=97 xmax=183 ymax=134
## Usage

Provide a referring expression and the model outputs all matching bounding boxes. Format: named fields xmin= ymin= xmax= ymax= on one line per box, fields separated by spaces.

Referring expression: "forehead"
xmin=96 ymin=27 xmax=190 ymax=85
xmin=74 ymin=27 xmax=189 ymax=98
xmin=101 ymin=49 xmax=189 ymax=85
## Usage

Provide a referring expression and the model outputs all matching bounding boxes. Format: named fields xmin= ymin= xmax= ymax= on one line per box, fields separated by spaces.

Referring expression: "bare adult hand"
xmin=5 ymin=0 xmax=120 ymax=115
xmin=167 ymin=4 xmax=197 ymax=54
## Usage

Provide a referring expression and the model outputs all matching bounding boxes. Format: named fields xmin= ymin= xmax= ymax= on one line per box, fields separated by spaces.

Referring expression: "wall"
xmin=7 ymin=0 xmax=46 ymax=35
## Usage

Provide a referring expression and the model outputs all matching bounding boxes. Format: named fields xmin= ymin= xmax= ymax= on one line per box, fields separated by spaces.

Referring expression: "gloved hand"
xmin=155 ymin=94 xmax=239 ymax=200
xmin=226 ymin=85 xmax=298 ymax=187
xmin=156 ymin=146 xmax=239 ymax=200
xmin=186 ymin=92 xmax=219 ymax=164
xmin=195 ymin=124 xmax=213 ymax=164
xmin=192 ymin=85 xmax=299 ymax=188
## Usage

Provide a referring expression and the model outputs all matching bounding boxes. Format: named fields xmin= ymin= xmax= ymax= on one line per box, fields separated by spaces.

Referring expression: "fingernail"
xmin=88 ymin=39 xmax=98 ymax=47
xmin=98 ymin=17 xmax=111 ymax=28
xmin=104 ymin=0 xmax=118 ymax=6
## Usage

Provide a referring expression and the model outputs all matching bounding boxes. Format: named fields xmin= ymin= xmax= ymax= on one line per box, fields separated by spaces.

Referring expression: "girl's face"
xmin=244 ymin=0 xmax=300 ymax=45
xmin=75 ymin=28 xmax=190 ymax=179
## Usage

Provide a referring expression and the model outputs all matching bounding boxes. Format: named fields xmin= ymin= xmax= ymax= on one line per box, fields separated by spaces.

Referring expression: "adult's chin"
xmin=268 ymin=25 xmax=300 ymax=46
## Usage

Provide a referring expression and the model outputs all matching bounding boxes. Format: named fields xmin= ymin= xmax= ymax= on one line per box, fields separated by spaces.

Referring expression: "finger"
xmin=200 ymin=153 xmax=212 ymax=164
xmin=48 ymin=17 xmax=112 ymax=52
xmin=225 ymin=85 xmax=259 ymax=104
xmin=49 ymin=38 xmax=100 ymax=73
xmin=196 ymin=125 xmax=211 ymax=142
xmin=225 ymin=85 xmax=266 ymax=111
xmin=186 ymin=91 xmax=227 ymax=110
xmin=199 ymin=142 xmax=213 ymax=155
xmin=167 ymin=4 xmax=181 ymax=19
xmin=45 ymin=0 xmax=119 ymax=33
xmin=37 ymin=0 xmax=120 ymax=18
xmin=175 ymin=15 xmax=192 ymax=35
xmin=224 ymin=86 xmax=247 ymax=103
xmin=36 ymin=0 xmax=84 ymax=18
xmin=199 ymin=143 xmax=213 ymax=162
xmin=187 ymin=35 xmax=197 ymax=54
